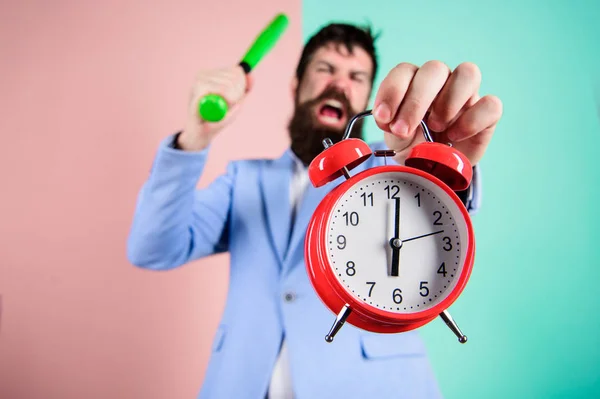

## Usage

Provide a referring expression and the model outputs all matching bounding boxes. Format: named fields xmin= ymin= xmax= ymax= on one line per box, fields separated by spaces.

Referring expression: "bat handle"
xmin=197 ymin=62 xmax=251 ymax=123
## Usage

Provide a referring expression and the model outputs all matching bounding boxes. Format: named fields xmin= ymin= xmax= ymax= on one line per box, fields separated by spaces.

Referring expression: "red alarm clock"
xmin=305 ymin=110 xmax=474 ymax=344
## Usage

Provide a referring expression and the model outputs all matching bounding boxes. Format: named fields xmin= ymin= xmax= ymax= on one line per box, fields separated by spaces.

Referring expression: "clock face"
xmin=325 ymin=170 xmax=470 ymax=314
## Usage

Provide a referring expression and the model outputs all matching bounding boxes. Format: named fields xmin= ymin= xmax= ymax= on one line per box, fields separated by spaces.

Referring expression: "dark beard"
xmin=287 ymin=86 xmax=364 ymax=166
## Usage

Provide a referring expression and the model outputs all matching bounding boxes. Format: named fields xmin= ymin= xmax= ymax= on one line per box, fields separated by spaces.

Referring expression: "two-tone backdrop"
xmin=1 ymin=0 xmax=598 ymax=398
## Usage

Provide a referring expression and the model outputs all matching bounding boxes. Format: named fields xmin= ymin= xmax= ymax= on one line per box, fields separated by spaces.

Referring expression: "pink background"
xmin=0 ymin=1 xmax=300 ymax=398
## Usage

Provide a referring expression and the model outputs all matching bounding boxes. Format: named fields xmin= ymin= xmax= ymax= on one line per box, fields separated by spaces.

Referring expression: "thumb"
xmin=383 ymin=130 xmax=414 ymax=153
xmin=383 ymin=127 xmax=428 ymax=165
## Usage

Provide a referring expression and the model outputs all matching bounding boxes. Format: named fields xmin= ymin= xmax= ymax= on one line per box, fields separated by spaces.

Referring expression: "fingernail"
xmin=374 ymin=103 xmax=391 ymax=123
xmin=391 ymin=119 xmax=409 ymax=137
xmin=427 ymin=117 xmax=444 ymax=132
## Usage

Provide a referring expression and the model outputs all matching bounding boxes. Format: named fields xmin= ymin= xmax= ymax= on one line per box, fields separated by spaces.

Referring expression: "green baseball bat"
xmin=198 ymin=13 xmax=289 ymax=122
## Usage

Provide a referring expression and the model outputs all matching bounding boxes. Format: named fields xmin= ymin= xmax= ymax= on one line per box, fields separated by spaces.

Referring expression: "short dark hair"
xmin=295 ymin=22 xmax=380 ymax=87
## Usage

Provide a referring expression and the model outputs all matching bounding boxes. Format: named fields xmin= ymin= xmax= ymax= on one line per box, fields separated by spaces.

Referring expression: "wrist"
xmin=175 ymin=130 xmax=210 ymax=151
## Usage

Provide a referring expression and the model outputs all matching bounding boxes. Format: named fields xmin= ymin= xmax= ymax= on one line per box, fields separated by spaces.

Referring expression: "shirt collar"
xmin=289 ymin=149 xmax=308 ymax=174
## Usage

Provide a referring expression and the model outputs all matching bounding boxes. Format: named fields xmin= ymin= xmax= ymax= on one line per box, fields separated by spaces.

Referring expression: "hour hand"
xmin=390 ymin=243 xmax=400 ymax=276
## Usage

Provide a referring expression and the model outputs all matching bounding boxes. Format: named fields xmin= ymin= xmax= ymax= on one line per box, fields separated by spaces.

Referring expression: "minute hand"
xmin=402 ymin=230 xmax=444 ymax=243
xmin=390 ymin=197 xmax=401 ymax=277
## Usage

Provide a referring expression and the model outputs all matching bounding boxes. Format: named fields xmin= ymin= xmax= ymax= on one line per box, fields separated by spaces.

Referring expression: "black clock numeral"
xmin=415 ymin=192 xmax=421 ymax=207
xmin=346 ymin=261 xmax=356 ymax=276
xmin=343 ymin=211 xmax=359 ymax=226
xmin=361 ymin=192 xmax=374 ymax=207
xmin=433 ymin=210 xmax=443 ymax=225
xmin=385 ymin=185 xmax=400 ymax=199
xmin=337 ymin=235 xmax=346 ymax=250
xmin=419 ymin=281 xmax=429 ymax=297
xmin=437 ymin=262 xmax=447 ymax=277
xmin=366 ymin=281 xmax=376 ymax=297
xmin=442 ymin=236 xmax=453 ymax=251
xmin=392 ymin=288 xmax=403 ymax=304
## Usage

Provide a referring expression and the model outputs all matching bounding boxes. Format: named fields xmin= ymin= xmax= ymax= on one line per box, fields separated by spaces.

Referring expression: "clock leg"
xmin=325 ymin=304 xmax=352 ymax=343
xmin=439 ymin=310 xmax=468 ymax=344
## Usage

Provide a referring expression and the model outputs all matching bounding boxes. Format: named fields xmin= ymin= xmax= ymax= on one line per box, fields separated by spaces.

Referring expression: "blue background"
xmin=303 ymin=1 xmax=600 ymax=397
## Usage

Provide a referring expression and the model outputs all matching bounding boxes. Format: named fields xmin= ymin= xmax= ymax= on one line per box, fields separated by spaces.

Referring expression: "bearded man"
xmin=127 ymin=22 xmax=502 ymax=399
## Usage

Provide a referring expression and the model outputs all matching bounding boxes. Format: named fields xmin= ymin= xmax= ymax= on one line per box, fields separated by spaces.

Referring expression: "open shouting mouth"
xmin=316 ymin=99 xmax=347 ymax=128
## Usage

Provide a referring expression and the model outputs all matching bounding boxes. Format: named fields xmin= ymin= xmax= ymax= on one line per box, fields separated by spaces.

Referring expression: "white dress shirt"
xmin=267 ymin=152 xmax=310 ymax=398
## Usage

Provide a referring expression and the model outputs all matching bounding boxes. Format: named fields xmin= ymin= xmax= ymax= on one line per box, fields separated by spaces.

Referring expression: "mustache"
xmin=288 ymin=85 xmax=365 ymax=166
xmin=300 ymin=86 xmax=353 ymax=115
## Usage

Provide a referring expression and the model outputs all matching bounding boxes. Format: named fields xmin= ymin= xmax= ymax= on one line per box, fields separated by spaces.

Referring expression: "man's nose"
xmin=329 ymin=76 xmax=351 ymax=97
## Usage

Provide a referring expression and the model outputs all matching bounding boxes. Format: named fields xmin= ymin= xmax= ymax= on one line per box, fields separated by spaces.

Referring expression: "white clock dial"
xmin=326 ymin=170 xmax=470 ymax=314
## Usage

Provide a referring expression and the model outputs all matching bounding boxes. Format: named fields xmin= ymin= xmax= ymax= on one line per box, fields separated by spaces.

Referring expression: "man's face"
xmin=288 ymin=42 xmax=374 ymax=166
xmin=296 ymin=42 xmax=373 ymax=127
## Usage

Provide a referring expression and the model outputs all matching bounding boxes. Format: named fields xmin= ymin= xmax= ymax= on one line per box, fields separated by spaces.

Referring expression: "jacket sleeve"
xmin=454 ymin=164 xmax=482 ymax=215
xmin=467 ymin=163 xmax=481 ymax=214
xmin=126 ymin=134 xmax=236 ymax=270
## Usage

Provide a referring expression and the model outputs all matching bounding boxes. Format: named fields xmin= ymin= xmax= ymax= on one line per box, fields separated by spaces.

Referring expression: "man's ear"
xmin=290 ymin=76 xmax=298 ymax=101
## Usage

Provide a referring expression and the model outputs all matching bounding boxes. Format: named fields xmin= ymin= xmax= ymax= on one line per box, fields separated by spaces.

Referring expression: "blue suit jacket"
xmin=127 ymin=134 xmax=481 ymax=398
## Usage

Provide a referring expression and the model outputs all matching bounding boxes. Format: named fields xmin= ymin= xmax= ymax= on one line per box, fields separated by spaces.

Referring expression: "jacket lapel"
xmin=283 ymin=156 xmax=374 ymax=272
xmin=283 ymin=178 xmax=335 ymax=272
xmin=259 ymin=150 xmax=293 ymax=267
